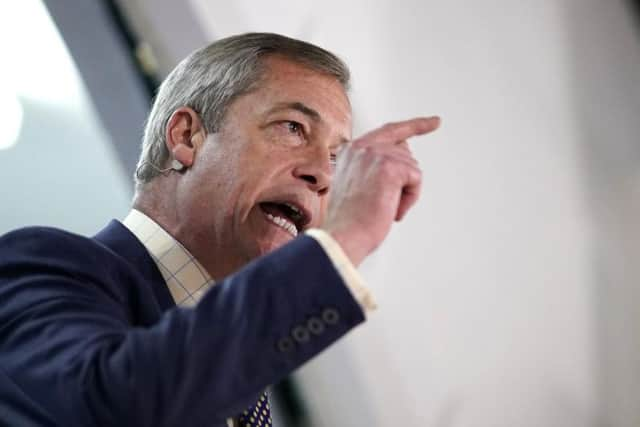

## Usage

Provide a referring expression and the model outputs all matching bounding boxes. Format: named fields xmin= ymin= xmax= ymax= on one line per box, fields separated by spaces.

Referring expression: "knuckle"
xmin=397 ymin=143 xmax=414 ymax=156
xmin=408 ymin=162 xmax=422 ymax=175
xmin=410 ymin=167 xmax=423 ymax=183
xmin=379 ymin=156 xmax=398 ymax=174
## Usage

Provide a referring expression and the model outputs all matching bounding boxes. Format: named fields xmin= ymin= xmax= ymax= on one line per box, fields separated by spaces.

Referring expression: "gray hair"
xmin=135 ymin=32 xmax=351 ymax=185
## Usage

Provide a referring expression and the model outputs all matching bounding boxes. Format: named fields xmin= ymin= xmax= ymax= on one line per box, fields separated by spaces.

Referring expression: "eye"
xmin=285 ymin=121 xmax=304 ymax=136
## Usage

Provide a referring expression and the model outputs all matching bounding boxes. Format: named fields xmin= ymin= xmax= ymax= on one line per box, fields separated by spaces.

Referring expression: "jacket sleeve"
xmin=0 ymin=228 xmax=365 ymax=427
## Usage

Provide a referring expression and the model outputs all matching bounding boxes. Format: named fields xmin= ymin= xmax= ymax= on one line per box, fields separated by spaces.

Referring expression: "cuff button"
xmin=277 ymin=337 xmax=295 ymax=353
xmin=292 ymin=325 xmax=311 ymax=343
xmin=307 ymin=316 xmax=325 ymax=335
xmin=322 ymin=308 xmax=340 ymax=325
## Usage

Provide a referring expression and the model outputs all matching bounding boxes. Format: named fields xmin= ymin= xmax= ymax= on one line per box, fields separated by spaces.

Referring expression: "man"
xmin=0 ymin=33 xmax=439 ymax=426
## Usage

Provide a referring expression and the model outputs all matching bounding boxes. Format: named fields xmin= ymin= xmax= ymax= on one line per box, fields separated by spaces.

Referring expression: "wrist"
xmin=322 ymin=227 xmax=369 ymax=267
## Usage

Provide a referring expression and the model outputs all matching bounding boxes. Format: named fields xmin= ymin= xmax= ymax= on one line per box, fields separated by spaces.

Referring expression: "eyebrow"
xmin=270 ymin=101 xmax=321 ymax=121
xmin=268 ymin=101 xmax=350 ymax=145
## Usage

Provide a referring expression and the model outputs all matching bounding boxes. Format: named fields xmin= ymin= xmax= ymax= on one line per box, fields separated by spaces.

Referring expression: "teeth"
xmin=284 ymin=203 xmax=301 ymax=214
xmin=266 ymin=213 xmax=298 ymax=237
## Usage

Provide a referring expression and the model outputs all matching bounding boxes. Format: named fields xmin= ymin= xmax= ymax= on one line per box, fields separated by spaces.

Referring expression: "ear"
xmin=165 ymin=107 xmax=207 ymax=168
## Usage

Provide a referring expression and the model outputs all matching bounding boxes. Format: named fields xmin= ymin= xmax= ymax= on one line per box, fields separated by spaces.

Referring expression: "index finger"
xmin=360 ymin=116 xmax=441 ymax=145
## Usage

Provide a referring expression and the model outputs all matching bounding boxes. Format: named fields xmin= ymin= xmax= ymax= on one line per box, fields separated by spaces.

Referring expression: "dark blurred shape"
xmin=272 ymin=378 xmax=312 ymax=427
xmin=629 ymin=0 xmax=640 ymax=28
xmin=102 ymin=0 xmax=160 ymax=95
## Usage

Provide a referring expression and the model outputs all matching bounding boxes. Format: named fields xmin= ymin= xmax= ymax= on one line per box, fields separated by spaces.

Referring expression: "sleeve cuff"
xmin=304 ymin=228 xmax=377 ymax=314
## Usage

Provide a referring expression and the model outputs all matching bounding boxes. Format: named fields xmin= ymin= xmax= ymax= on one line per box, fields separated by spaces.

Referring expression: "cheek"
xmin=241 ymin=149 xmax=294 ymax=188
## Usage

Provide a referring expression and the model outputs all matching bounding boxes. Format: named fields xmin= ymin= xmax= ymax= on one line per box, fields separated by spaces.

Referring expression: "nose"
xmin=292 ymin=146 xmax=331 ymax=196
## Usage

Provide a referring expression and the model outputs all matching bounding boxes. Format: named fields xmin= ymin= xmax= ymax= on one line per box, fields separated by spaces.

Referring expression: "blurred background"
xmin=1 ymin=0 xmax=640 ymax=426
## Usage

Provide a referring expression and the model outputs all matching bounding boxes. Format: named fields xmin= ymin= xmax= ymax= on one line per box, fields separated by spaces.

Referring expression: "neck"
xmin=132 ymin=179 xmax=247 ymax=281
xmin=132 ymin=179 xmax=180 ymax=238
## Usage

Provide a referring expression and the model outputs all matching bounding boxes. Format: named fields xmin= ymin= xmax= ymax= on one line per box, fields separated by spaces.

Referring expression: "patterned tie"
xmin=237 ymin=392 xmax=272 ymax=426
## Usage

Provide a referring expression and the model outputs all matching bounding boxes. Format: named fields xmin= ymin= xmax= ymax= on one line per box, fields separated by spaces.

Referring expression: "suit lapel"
xmin=93 ymin=220 xmax=175 ymax=312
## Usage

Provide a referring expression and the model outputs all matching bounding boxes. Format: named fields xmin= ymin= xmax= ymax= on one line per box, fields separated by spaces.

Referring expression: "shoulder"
xmin=0 ymin=226 xmax=137 ymax=305
xmin=0 ymin=225 xmax=113 ymax=271
xmin=0 ymin=225 xmax=95 ymax=249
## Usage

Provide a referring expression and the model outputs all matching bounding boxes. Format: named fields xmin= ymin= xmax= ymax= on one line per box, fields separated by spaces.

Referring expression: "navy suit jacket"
xmin=0 ymin=220 xmax=365 ymax=426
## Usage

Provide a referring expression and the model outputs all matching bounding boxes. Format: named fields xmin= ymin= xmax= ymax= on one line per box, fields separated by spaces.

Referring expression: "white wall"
xmin=273 ymin=2 xmax=597 ymax=426
xmin=104 ymin=1 xmax=640 ymax=425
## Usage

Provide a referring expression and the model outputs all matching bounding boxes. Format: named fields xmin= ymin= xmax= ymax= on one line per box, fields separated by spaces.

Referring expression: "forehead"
xmin=251 ymin=55 xmax=352 ymax=135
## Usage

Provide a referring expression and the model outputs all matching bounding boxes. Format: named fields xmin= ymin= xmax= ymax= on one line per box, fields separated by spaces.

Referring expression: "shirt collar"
xmin=122 ymin=209 xmax=214 ymax=306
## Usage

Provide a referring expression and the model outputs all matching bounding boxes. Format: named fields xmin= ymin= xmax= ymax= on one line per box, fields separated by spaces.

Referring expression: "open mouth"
xmin=259 ymin=201 xmax=310 ymax=237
